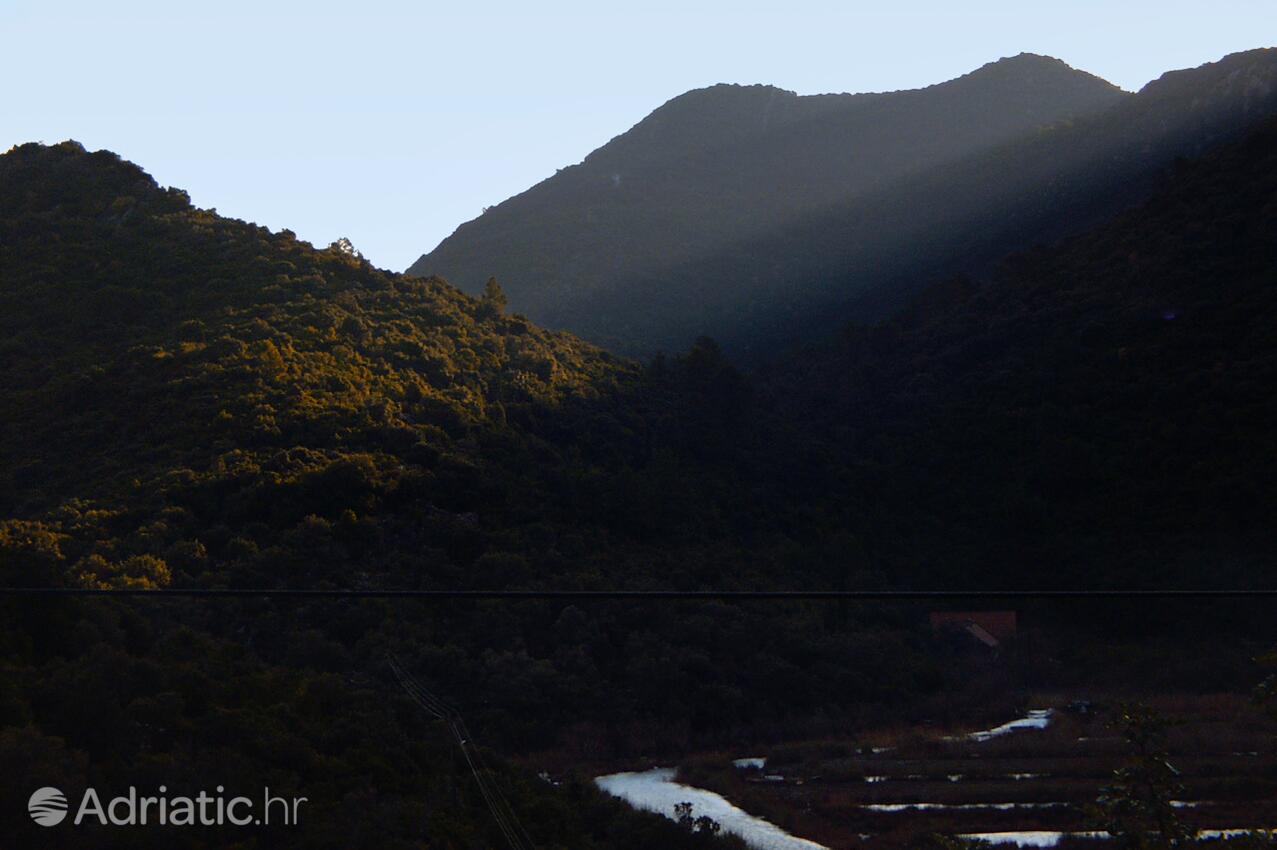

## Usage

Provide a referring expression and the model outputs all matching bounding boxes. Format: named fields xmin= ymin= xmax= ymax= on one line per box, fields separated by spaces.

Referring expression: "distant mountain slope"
xmin=409 ymin=53 xmax=1124 ymax=351
xmin=410 ymin=49 xmax=1277 ymax=357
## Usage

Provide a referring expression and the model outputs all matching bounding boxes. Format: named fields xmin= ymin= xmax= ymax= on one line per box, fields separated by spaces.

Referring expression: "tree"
xmin=329 ymin=237 xmax=363 ymax=259
xmin=0 ymin=520 xmax=66 ymax=587
xmin=1091 ymin=704 xmax=1193 ymax=849
xmin=674 ymin=801 xmax=722 ymax=836
xmin=1257 ymin=648 xmax=1277 ymax=714
xmin=481 ymin=277 xmax=508 ymax=318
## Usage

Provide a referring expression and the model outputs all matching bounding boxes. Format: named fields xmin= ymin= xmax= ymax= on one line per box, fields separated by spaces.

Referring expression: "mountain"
xmin=409 ymin=49 xmax=1277 ymax=357
xmin=408 ymin=54 xmax=1123 ymax=349
xmin=4 ymin=106 xmax=1277 ymax=846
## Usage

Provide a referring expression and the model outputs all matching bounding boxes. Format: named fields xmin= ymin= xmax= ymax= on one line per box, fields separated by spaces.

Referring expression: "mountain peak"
xmin=957 ymin=52 xmax=1123 ymax=94
xmin=993 ymin=51 xmax=1071 ymax=67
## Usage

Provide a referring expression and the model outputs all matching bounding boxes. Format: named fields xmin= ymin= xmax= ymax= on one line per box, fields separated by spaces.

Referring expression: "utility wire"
xmin=3 ymin=588 xmax=1275 ymax=599
xmin=457 ymin=716 xmax=539 ymax=850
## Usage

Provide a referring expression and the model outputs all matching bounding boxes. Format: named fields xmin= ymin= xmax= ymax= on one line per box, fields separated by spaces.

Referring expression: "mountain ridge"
xmin=596 ymin=52 xmax=1117 ymax=142
xmin=409 ymin=48 xmax=1276 ymax=357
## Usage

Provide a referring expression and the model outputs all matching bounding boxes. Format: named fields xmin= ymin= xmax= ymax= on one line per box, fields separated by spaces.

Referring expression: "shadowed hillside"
xmin=759 ymin=112 xmax=1277 ymax=591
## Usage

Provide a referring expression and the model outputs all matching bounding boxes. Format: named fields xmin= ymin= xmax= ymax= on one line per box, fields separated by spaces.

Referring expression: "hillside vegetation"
xmin=0 ymin=141 xmax=927 ymax=849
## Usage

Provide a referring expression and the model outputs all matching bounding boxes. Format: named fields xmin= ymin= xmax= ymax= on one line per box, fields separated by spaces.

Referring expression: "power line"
xmin=388 ymin=655 xmax=536 ymax=850
xmin=0 ymin=588 xmax=1274 ymax=600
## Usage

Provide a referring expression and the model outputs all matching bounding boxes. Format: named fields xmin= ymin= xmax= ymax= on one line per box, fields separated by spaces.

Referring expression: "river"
xmin=594 ymin=767 xmax=828 ymax=850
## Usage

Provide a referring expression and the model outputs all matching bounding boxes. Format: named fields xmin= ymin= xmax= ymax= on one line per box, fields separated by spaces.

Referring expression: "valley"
xmin=590 ymin=695 xmax=1277 ymax=849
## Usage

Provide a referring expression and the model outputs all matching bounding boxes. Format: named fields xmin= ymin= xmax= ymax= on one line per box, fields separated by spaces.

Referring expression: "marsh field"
xmin=581 ymin=693 xmax=1277 ymax=849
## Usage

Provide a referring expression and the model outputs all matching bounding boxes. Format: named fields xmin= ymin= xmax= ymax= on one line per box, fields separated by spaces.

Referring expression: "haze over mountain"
xmin=410 ymin=49 xmax=1277 ymax=357
xmin=762 ymin=112 xmax=1277 ymax=591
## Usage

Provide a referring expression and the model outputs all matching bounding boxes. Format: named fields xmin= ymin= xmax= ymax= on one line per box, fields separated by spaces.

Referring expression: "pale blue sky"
xmin=3 ymin=0 xmax=1274 ymax=271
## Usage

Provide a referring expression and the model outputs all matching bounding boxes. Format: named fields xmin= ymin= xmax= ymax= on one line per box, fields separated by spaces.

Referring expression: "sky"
xmin=3 ymin=0 xmax=1275 ymax=271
